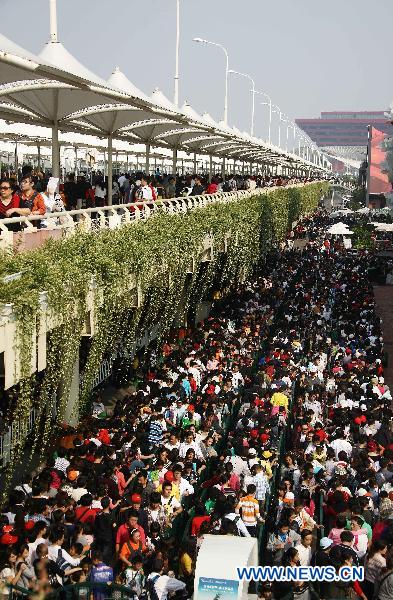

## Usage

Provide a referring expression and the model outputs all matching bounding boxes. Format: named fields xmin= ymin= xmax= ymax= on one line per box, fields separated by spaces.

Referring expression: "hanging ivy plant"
xmin=0 ymin=183 xmax=328 ymax=493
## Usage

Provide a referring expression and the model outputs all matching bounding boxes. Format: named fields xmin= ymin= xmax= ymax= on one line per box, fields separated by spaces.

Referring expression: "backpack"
xmin=146 ymin=574 xmax=160 ymax=600
xmin=55 ymin=548 xmax=68 ymax=580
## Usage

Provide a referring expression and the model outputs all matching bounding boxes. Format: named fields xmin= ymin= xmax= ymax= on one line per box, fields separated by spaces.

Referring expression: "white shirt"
xmin=137 ymin=185 xmax=153 ymax=201
xmin=70 ymin=487 xmax=88 ymax=503
xmin=232 ymin=371 xmax=244 ymax=390
xmin=353 ymin=530 xmax=368 ymax=558
xmin=48 ymin=544 xmax=80 ymax=567
xmin=225 ymin=455 xmax=250 ymax=477
xmin=225 ymin=512 xmax=251 ymax=537
xmin=178 ymin=441 xmax=204 ymax=460
xmin=95 ymin=185 xmax=106 ymax=199
xmin=147 ymin=574 xmax=186 ymax=600
xmin=328 ymin=439 xmax=352 ymax=460
xmin=161 ymin=495 xmax=181 ymax=511
xmin=28 ymin=537 xmax=47 ymax=565
xmin=296 ymin=543 xmax=312 ymax=566
xmin=178 ymin=477 xmax=194 ymax=498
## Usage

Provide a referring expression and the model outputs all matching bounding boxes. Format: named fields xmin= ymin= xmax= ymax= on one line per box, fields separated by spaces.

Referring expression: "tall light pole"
xmin=254 ymin=90 xmax=272 ymax=144
xmin=228 ymin=69 xmax=255 ymax=136
xmin=193 ymin=37 xmax=229 ymax=125
xmin=282 ymin=115 xmax=296 ymax=154
xmin=174 ymin=0 xmax=180 ymax=107
xmin=272 ymin=104 xmax=283 ymax=149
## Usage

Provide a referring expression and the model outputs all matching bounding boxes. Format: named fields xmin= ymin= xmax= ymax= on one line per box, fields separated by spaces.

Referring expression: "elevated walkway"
xmin=0 ymin=183 xmax=328 ymax=469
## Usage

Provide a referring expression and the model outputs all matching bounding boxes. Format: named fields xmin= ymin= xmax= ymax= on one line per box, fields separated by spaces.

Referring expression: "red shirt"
xmin=116 ymin=523 xmax=146 ymax=547
xmin=191 ymin=516 xmax=210 ymax=536
xmin=206 ymin=183 xmax=218 ymax=194
xmin=0 ymin=193 xmax=20 ymax=217
xmin=75 ymin=506 xmax=99 ymax=525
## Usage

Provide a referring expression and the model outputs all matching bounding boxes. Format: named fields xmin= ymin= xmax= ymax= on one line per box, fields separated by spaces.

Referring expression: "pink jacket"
xmin=328 ymin=527 xmax=345 ymax=546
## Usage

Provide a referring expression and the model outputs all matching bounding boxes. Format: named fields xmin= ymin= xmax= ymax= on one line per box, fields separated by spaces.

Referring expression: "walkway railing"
xmin=0 ymin=407 xmax=37 ymax=467
xmin=5 ymin=582 xmax=136 ymax=600
xmin=0 ymin=182 xmax=322 ymax=242
xmin=0 ymin=191 xmax=252 ymax=235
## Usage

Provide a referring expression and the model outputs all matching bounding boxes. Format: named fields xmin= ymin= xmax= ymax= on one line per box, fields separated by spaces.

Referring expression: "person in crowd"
xmin=1 ymin=204 xmax=392 ymax=600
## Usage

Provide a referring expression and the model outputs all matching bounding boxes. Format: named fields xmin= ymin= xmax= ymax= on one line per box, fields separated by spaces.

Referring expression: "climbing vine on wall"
xmin=0 ymin=183 xmax=328 ymax=486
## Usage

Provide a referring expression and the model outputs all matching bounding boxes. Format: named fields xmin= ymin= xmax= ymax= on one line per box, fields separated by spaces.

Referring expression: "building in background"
xmin=296 ymin=111 xmax=393 ymax=170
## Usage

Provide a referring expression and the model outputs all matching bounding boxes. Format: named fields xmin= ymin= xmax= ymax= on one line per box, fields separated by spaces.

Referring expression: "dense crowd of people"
xmin=268 ymin=211 xmax=393 ymax=600
xmin=0 ymin=207 xmax=392 ymax=600
xmin=0 ymin=168 xmax=320 ymax=224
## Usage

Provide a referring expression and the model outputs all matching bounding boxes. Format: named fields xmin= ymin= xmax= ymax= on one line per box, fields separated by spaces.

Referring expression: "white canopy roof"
xmin=107 ymin=67 xmax=148 ymax=102
xmin=0 ymin=28 xmax=329 ymax=172
xmin=39 ymin=40 xmax=107 ymax=87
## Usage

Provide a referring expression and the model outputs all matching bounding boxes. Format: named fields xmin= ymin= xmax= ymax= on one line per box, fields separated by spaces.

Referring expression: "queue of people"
xmin=0 ymin=207 xmax=392 ymax=600
xmin=266 ymin=211 xmax=393 ymax=600
xmin=0 ymin=168 xmax=321 ymax=224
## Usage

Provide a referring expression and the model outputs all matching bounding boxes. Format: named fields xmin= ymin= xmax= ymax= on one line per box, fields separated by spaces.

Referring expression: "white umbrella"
xmin=327 ymin=222 xmax=354 ymax=235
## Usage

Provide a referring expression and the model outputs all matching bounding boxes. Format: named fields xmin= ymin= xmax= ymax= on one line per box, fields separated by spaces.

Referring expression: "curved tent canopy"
xmin=0 ymin=33 xmax=330 ymax=174
xmin=150 ymin=88 xmax=178 ymax=113
xmin=39 ymin=40 xmax=108 ymax=87
xmin=107 ymin=67 xmax=149 ymax=102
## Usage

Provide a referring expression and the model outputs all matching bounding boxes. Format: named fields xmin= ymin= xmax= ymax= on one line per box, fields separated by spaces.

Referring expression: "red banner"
xmin=369 ymin=127 xmax=391 ymax=195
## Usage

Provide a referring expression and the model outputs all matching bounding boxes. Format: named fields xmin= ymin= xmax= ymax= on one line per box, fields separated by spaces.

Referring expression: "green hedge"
xmin=0 ymin=183 xmax=328 ymax=483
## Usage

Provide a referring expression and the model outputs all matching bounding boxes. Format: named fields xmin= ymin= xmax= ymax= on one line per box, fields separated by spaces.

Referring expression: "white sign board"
xmin=194 ymin=535 xmax=258 ymax=600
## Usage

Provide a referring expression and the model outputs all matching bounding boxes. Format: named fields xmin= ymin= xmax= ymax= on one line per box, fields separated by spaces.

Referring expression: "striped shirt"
xmin=244 ymin=473 xmax=269 ymax=501
xmin=148 ymin=420 xmax=163 ymax=445
xmin=236 ymin=495 xmax=260 ymax=526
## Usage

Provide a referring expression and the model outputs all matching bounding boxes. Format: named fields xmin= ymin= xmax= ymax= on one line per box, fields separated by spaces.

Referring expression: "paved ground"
xmin=374 ymin=286 xmax=393 ymax=387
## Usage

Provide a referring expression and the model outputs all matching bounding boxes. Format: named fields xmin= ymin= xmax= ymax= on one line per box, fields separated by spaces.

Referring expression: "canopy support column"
xmin=172 ymin=148 xmax=177 ymax=175
xmin=51 ymin=122 xmax=60 ymax=178
xmin=37 ymin=143 xmax=41 ymax=172
xmin=74 ymin=146 xmax=78 ymax=176
xmin=193 ymin=152 xmax=197 ymax=174
xmin=14 ymin=142 xmax=18 ymax=174
xmin=145 ymin=143 xmax=151 ymax=175
xmin=107 ymin=133 xmax=113 ymax=206
xmin=209 ymin=155 xmax=213 ymax=182
xmin=221 ymin=157 xmax=226 ymax=180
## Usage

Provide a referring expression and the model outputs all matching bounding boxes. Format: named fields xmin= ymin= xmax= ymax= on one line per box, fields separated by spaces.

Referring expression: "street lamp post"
xmin=193 ymin=37 xmax=229 ymax=125
xmin=271 ymin=104 xmax=283 ymax=149
xmin=254 ymin=90 xmax=272 ymax=144
xmin=228 ymin=69 xmax=255 ymax=136
xmin=174 ymin=0 xmax=180 ymax=106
